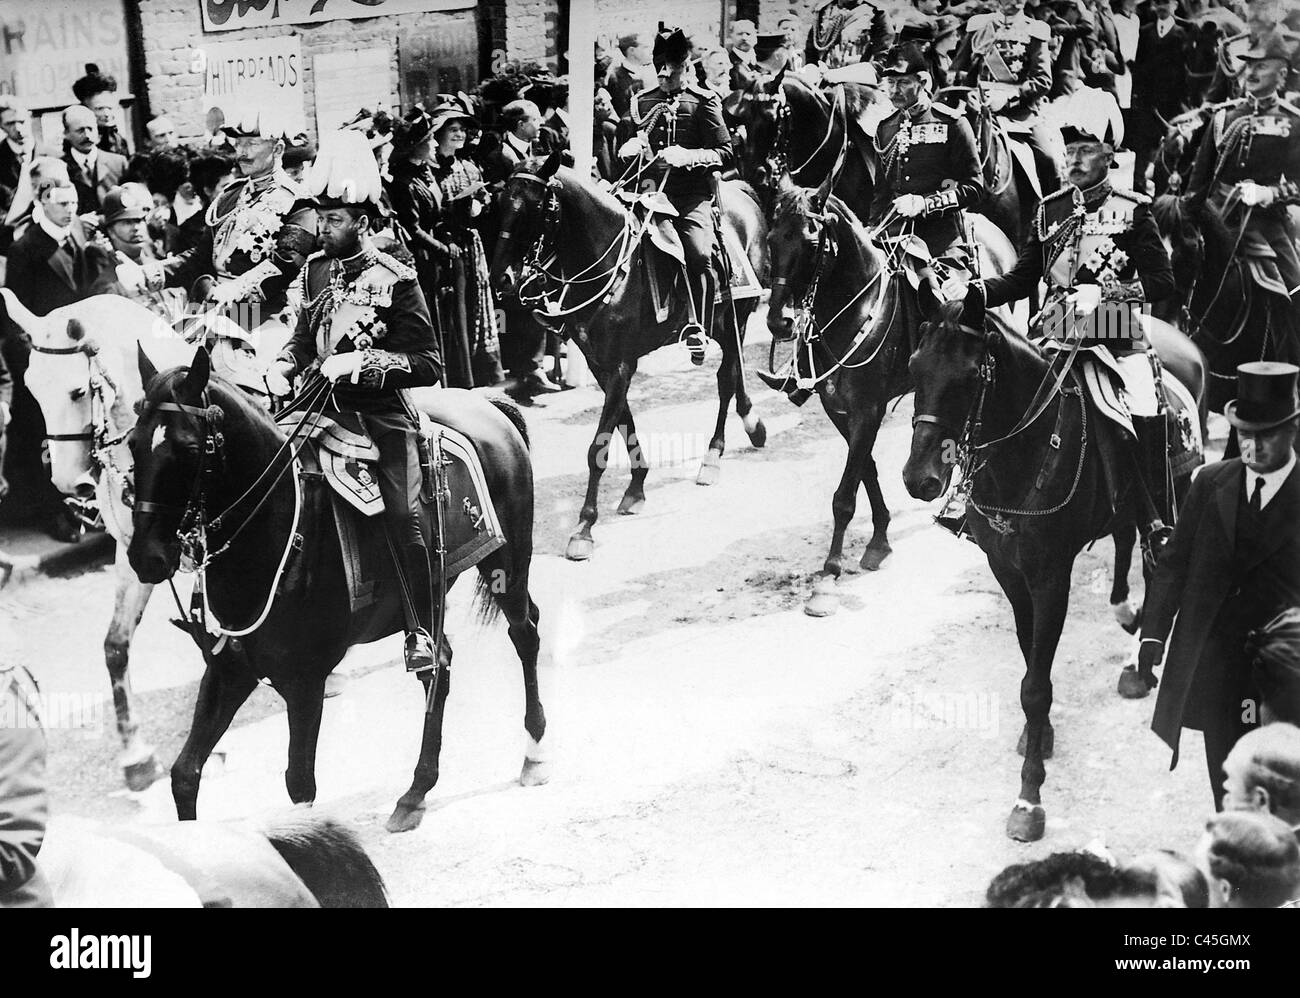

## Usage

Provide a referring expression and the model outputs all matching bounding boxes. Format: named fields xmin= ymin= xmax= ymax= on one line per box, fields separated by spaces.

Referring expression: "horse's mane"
xmin=773 ymin=187 xmax=867 ymax=238
xmin=145 ymin=365 xmax=279 ymax=437
xmin=514 ymin=156 xmax=625 ymax=219
xmin=924 ymin=300 xmax=1041 ymax=367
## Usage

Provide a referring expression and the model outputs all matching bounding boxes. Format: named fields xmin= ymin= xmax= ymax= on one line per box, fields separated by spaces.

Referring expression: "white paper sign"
xmin=197 ymin=35 xmax=307 ymax=137
xmin=200 ymin=0 xmax=472 ymax=33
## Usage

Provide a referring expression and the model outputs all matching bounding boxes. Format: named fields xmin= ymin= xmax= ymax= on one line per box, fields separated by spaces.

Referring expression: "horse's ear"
xmin=766 ymin=66 xmax=786 ymax=94
xmin=812 ymin=171 xmax=834 ymax=212
xmin=182 ymin=346 xmax=210 ymax=398
xmin=538 ymin=147 xmax=563 ymax=180
xmin=138 ymin=343 xmax=159 ymax=389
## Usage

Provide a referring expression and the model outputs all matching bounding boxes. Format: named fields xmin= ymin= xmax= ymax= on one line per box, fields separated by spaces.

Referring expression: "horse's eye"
xmin=70 ymin=386 xmax=86 ymax=401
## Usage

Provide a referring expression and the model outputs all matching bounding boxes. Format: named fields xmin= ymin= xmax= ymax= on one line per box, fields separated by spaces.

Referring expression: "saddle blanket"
xmin=278 ymin=409 xmax=505 ymax=613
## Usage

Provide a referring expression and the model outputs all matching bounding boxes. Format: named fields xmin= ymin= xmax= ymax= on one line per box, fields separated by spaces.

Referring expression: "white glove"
xmin=893 ymin=194 xmax=926 ymax=218
xmin=1238 ymin=181 xmax=1276 ymax=207
xmin=986 ymin=91 xmax=1009 ymax=113
xmin=0 ymin=401 xmax=10 ymax=432
xmin=320 ymin=352 xmax=364 ymax=383
xmin=468 ymin=198 xmax=484 ymax=218
xmin=1070 ymin=284 xmax=1103 ymax=316
xmin=617 ymin=136 xmax=644 ymax=158
xmin=658 ymin=145 xmax=693 ymax=169
xmin=264 ymin=365 xmax=294 ymax=397
xmin=114 ymin=259 xmax=147 ymax=294
xmin=205 ymin=279 xmax=245 ymax=307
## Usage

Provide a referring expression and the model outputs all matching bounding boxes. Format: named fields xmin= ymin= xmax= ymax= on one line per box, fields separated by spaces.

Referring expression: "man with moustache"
xmin=1137 ymin=362 xmax=1300 ymax=810
xmin=61 ymin=104 xmax=128 ymax=217
xmin=1205 ymin=0 xmax=1300 ymax=104
xmin=265 ymin=131 xmax=442 ymax=673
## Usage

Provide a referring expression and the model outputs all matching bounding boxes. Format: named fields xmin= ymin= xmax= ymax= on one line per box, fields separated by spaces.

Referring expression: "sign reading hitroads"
xmin=196 ymin=35 xmax=306 ymax=137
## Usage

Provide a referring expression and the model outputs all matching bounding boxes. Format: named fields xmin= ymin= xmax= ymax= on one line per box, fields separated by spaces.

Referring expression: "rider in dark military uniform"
xmin=951 ymin=0 xmax=1059 ymax=196
xmin=803 ymin=0 xmax=893 ymax=82
xmin=1204 ymin=0 xmax=1300 ymax=103
xmin=266 ymin=131 xmax=443 ymax=672
xmin=965 ymin=100 xmax=1177 ymax=564
xmin=616 ymin=25 xmax=734 ymax=364
xmin=163 ymin=113 xmax=317 ymax=392
xmin=1187 ymin=34 xmax=1300 ymax=327
xmin=870 ymin=41 xmax=985 ymax=312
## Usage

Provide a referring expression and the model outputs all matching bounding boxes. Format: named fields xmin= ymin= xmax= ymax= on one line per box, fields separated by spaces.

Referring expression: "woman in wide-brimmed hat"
xmin=428 ymin=100 xmax=502 ymax=387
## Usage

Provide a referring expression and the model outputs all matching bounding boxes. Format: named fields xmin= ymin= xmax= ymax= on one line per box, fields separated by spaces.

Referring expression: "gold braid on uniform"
xmin=811 ymin=6 xmax=850 ymax=52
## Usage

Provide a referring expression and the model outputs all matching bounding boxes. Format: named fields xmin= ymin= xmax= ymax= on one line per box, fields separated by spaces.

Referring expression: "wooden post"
xmin=561 ymin=0 xmax=595 ymax=389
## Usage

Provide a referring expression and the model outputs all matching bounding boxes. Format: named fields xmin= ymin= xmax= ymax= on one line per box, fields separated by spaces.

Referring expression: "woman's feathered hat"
xmin=306 ymin=128 xmax=386 ymax=219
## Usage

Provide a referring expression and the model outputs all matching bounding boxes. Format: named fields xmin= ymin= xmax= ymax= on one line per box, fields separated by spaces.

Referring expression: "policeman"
xmin=951 ymin=0 xmax=1059 ymax=196
xmin=965 ymin=98 xmax=1177 ymax=564
xmin=266 ymin=131 xmax=443 ymax=673
xmin=870 ymin=41 xmax=985 ymax=314
xmin=617 ymin=25 xmax=734 ymax=365
xmin=1204 ymin=0 xmax=1300 ymax=104
xmin=1186 ymin=34 xmax=1300 ymax=326
xmin=0 ymin=662 xmax=51 ymax=908
xmin=163 ymin=111 xmax=317 ymax=392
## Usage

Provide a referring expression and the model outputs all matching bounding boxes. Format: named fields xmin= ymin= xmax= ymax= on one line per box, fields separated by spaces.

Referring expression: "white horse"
xmin=4 ymin=290 xmax=195 ymax=789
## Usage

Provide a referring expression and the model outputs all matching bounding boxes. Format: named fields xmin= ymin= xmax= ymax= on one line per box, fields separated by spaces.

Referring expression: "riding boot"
xmin=681 ymin=268 xmax=711 ymax=366
xmin=1132 ymin=415 xmax=1173 ymax=571
xmin=756 ymin=338 xmax=815 ymax=406
xmin=398 ymin=542 xmax=437 ymax=672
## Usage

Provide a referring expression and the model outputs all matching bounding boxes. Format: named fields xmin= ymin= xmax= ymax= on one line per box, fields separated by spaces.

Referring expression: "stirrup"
xmin=680 ymin=322 xmax=708 ymax=366
xmin=404 ymin=629 xmax=436 ymax=673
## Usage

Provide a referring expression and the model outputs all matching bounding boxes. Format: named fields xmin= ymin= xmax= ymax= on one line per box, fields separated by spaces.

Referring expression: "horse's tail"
xmin=488 ymin=395 xmax=530 ymax=450
xmin=260 ymin=812 xmax=389 ymax=908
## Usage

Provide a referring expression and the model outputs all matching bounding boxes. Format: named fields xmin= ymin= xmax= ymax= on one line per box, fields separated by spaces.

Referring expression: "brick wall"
xmin=136 ymin=0 xmax=561 ymax=145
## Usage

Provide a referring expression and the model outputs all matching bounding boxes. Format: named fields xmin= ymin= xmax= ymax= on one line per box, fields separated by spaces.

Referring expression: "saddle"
xmin=278 ymin=407 xmax=504 ymax=613
xmin=1041 ymin=342 xmax=1203 ymax=515
xmin=626 ymin=191 xmax=762 ymax=324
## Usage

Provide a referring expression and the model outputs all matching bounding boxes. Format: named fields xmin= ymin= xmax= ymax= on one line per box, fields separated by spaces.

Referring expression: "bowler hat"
xmin=1225 ymin=361 xmax=1300 ymax=431
xmin=101 ymin=183 xmax=151 ymax=224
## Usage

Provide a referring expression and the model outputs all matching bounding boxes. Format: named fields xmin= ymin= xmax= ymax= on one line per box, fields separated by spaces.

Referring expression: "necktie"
xmin=1250 ymin=475 xmax=1265 ymax=517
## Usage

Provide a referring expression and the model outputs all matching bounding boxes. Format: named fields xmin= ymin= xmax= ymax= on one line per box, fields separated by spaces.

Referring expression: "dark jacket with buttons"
xmin=870 ymin=97 xmax=984 ymax=254
xmin=618 ymin=84 xmax=734 ymax=200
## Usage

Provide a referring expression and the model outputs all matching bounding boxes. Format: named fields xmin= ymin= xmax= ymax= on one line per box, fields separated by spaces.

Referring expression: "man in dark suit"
xmin=0 ymin=97 xmax=33 ymax=232
xmin=61 ymin=104 xmax=128 ymax=217
xmin=1129 ymin=0 xmax=1188 ymax=193
xmin=481 ymin=100 xmax=541 ymax=185
xmin=1 ymin=176 xmax=110 ymax=541
xmin=1137 ymin=362 xmax=1300 ymax=809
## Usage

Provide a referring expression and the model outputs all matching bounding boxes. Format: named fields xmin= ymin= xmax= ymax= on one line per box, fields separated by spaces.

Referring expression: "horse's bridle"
xmin=500 ymin=171 xmax=563 ymax=308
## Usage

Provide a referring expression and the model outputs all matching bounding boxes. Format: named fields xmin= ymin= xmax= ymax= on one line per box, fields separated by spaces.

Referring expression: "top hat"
xmin=653 ymin=25 xmax=693 ymax=65
xmin=101 ymin=183 xmax=152 ymax=224
xmin=754 ymin=32 xmax=787 ymax=59
xmin=879 ymin=42 xmax=931 ymax=77
xmin=1226 ymin=361 xmax=1300 ymax=431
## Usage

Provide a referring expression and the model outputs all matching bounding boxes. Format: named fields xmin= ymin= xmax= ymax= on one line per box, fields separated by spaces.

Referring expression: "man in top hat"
xmin=161 ymin=111 xmax=316 ymax=350
xmin=1185 ymin=33 xmax=1300 ymax=339
xmin=754 ymin=33 xmax=790 ymax=76
xmin=1205 ymin=0 xmax=1300 ymax=104
xmin=1136 ymin=361 xmax=1300 ymax=809
xmin=265 ymin=130 xmax=443 ymax=673
xmin=869 ymin=41 xmax=984 ymax=310
xmin=616 ymin=25 xmax=735 ymax=364
xmin=965 ymin=92 xmax=1177 ymax=565
xmin=951 ymin=0 xmax=1060 ymax=196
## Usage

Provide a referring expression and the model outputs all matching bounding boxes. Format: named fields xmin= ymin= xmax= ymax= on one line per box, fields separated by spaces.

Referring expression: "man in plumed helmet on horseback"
xmin=265 ymin=130 xmax=443 ymax=673
xmin=964 ymin=93 xmax=1177 ymax=568
xmin=616 ymin=25 xmax=734 ymax=365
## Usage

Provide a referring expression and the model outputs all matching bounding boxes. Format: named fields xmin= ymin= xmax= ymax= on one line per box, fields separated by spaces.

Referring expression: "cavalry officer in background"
xmin=1185 ymin=34 xmax=1300 ymax=355
xmin=616 ymin=25 xmax=734 ymax=365
xmin=870 ymin=41 xmax=984 ymax=322
xmin=162 ymin=111 xmax=317 ymax=394
xmin=266 ymin=132 xmax=443 ymax=674
xmin=1204 ymin=0 xmax=1300 ymax=104
xmin=951 ymin=0 xmax=1060 ymax=197
xmin=1138 ymin=362 xmax=1300 ymax=810
xmin=964 ymin=97 xmax=1177 ymax=567
xmin=802 ymin=0 xmax=894 ymax=84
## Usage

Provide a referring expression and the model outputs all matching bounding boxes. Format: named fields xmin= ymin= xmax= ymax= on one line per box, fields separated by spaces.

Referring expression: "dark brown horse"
xmin=488 ymin=149 xmax=769 ymax=560
xmin=127 ymin=351 xmax=547 ymax=833
xmin=766 ymin=181 xmax=1018 ymax=616
xmin=902 ymin=303 xmax=1205 ymax=841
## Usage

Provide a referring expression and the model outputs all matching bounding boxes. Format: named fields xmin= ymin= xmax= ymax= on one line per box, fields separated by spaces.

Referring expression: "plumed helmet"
xmin=306 ymin=128 xmax=385 ymax=218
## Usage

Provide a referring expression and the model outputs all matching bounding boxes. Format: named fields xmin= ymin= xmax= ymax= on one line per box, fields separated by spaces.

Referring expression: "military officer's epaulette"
xmin=368 ymin=251 xmax=417 ymax=283
xmin=965 ymin=11 xmax=1051 ymax=40
xmin=1108 ymin=187 xmax=1151 ymax=206
xmin=1276 ymin=98 xmax=1300 ymax=118
xmin=930 ymin=102 xmax=961 ymax=120
xmin=686 ymin=83 xmax=720 ymax=101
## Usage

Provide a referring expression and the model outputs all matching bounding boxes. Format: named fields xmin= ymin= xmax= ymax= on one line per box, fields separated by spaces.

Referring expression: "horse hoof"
xmin=1006 ymin=804 xmax=1046 ymax=842
xmin=1117 ymin=665 xmax=1152 ymax=700
xmin=860 ymin=544 xmax=892 ymax=572
xmin=520 ymin=758 xmax=551 ymax=787
xmin=1112 ymin=600 xmax=1141 ymax=635
xmin=385 ymin=803 xmax=426 ymax=834
xmin=324 ymin=672 xmax=348 ymax=699
xmin=565 ymin=536 xmax=594 ymax=561
xmin=123 ymin=755 xmax=166 ymax=792
xmin=1016 ymin=724 xmax=1055 ymax=759
xmin=696 ymin=454 xmax=721 ymax=486
xmin=617 ymin=494 xmax=645 ymax=515
xmin=744 ymin=415 xmax=767 ymax=448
